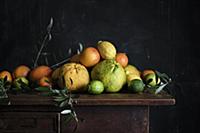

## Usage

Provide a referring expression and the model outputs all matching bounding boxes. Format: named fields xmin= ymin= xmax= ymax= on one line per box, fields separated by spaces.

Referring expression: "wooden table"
xmin=0 ymin=93 xmax=175 ymax=133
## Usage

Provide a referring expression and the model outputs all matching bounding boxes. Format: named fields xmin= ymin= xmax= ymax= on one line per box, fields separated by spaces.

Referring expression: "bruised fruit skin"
xmin=115 ymin=53 xmax=128 ymax=67
xmin=97 ymin=41 xmax=117 ymax=59
xmin=29 ymin=65 xmax=52 ymax=82
xmin=58 ymin=63 xmax=90 ymax=92
xmin=13 ymin=65 xmax=30 ymax=79
xmin=0 ymin=71 xmax=12 ymax=82
xmin=79 ymin=47 xmax=100 ymax=67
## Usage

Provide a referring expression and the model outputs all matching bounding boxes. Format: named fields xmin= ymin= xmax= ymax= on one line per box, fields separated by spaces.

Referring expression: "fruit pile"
xmin=51 ymin=41 xmax=170 ymax=94
xmin=0 ymin=65 xmax=52 ymax=91
xmin=0 ymin=41 xmax=170 ymax=95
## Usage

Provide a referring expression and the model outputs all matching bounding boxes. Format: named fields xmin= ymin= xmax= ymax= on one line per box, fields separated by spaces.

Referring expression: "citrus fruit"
xmin=115 ymin=53 xmax=128 ymax=67
xmin=88 ymin=80 xmax=104 ymax=95
xmin=38 ymin=76 xmax=52 ymax=87
xmin=143 ymin=73 xmax=157 ymax=87
xmin=0 ymin=71 xmax=12 ymax=82
xmin=126 ymin=74 xmax=142 ymax=83
xmin=79 ymin=47 xmax=100 ymax=67
xmin=142 ymin=70 xmax=157 ymax=86
xmin=57 ymin=63 xmax=90 ymax=92
xmin=125 ymin=65 xmax=141 ymax=77
xmin=142 ymin=69 xmax=155 ymax=78
xmin=70 ymin=54 xmax=80 ymax=63
xmin=29 ymin=65 xmax=52 ymax=82
xmin=13 ymin=65 xmax=30 ymax=78
xmin=91 ymin=59 xmax=126 ymax=93
xmin=128 ymin=79 xmax=145 ymax=93
xmin=51 ymin=67 xmax=60 ymax=80
xmin=13 ymin=77 xmax=29 ymax=90
xmin=97 ymin=41 xmax=116 ymax=59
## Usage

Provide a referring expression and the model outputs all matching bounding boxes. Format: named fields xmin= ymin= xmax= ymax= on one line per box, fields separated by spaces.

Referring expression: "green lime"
xmin=13 ymin=77 xmax=29 ymax=90
xmin=88 ymin=80 xmax=104 ymax=95
xmin=144 ymin=73 xmax=157 ymax=86
xmin=128 ymin=79 xmax=145 ymax=93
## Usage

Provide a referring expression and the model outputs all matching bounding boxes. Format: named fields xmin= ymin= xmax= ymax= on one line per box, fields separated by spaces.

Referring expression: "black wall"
xmin=0 ymin=0 xmax=200 ymax=133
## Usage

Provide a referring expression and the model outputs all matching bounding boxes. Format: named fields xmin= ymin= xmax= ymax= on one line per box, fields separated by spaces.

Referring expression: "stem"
xmin=50 ymin=58 xmax=70 ymax=69
xmin=33 ymin=17 xmax=53 ymax=68
xmin=33 ymin=35 xmax=48 ymax=67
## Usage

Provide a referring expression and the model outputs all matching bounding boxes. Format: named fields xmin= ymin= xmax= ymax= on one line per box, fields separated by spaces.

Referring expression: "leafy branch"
xmin=50 ymin=42 xmax=83 ymax=69
xmin=35 ymin=86 xmax=79 ymax=133
xmin=146 ymin=70 xmax=172 ymax=94
xmin=33 ymin=17 xmax=53 ymax=68
xmin=0 ymin=77 xmax=11 ymax=105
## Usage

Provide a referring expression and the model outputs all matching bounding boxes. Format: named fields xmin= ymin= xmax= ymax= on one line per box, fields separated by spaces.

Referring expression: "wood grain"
xmin=3 ymin=92 xmax=175 ymax=106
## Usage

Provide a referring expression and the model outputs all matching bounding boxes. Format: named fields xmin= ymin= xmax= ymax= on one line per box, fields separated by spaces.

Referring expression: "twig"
xmin=50 ymin=43 xmax=84 ymax=69
xmin=50 ymin=58 xmax=70 ymax=69
xmin=33 ymin=17 xmax=53 ymax=68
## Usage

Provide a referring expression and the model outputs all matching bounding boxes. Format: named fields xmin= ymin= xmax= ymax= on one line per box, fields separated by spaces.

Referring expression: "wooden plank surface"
xmin=2 ymin=92 xmax=175 ymax=106
xmin=62 ymin=106 xmax=149 ymax=133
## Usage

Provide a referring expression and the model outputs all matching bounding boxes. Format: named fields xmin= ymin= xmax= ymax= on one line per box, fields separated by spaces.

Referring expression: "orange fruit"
xmin=12 ymin=65 xmax=30 ymax=79
xmin=142 ymin=69 xmax=155 ymax=78
xmin=0 ymin=71 xmax=12 ymax=82
xmin=29 ymin=65 xmax=52 ymax=82
xmin=38 ymin=76 xmax=52 ymax=87
xmin=70 ymin=54 xmax=80 ymax=63
xmin=115 ymin=53 xmax=128 ymax=67
xmin=79 ymin=47 xmax=100 ymax=67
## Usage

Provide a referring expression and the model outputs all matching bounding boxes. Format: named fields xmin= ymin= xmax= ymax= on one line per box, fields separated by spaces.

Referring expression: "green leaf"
xmin=53 ymin=97 xmax=66 ymax=102
xmin=59 ymin=100 xmax=69 ymax=108
xmin=40 ymin=92 xmax=55 ymax=96
xmin=35 ymin=87 xmax=50 ymax=92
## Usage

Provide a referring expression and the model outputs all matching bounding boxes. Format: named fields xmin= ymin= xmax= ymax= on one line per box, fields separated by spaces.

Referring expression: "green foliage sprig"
xmin=0 ymin=77 xmax=11 ymax=104
xmin=146 ymin=70 xmax=172 ymax=94
xmin=35 ymin=86 xmax=79 ymax=133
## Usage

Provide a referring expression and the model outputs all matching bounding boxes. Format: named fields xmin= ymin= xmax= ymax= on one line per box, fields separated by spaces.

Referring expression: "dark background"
xmin=0 ymin=0 xmax=200 ymax=133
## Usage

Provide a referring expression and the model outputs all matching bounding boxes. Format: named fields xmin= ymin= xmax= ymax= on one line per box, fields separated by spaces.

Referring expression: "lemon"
xmin=97 ymin=41 xmax=116 ymax=59
xmin=88 ymin=80 xmax=104 ymax=95
xmin=125 ymin=65 xmax=140 ymax=76
xmin=126 ymin=74 xmax=142 ymax=83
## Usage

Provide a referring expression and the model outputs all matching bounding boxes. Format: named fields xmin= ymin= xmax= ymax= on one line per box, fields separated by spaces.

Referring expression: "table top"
xmin=3 ymin=92 xmax=175 ymax=106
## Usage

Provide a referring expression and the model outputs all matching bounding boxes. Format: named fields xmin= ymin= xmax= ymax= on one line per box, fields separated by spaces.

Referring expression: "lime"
xmin=13 ymin=77 xmax=29 ymax=90
xmin=88 ymin=80 xmax=104 ymax=95
xmin=128 ymin=79 xmax=145 ymax=93
xmin=144 ymin=73 xmax=157 ymax=87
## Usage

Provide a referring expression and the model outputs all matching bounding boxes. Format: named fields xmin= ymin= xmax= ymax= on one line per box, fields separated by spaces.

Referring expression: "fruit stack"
xmin=51 ymin=41 xmax=168 ymax=94
xmin=0 ymin=41 xmax=169 ymax=94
